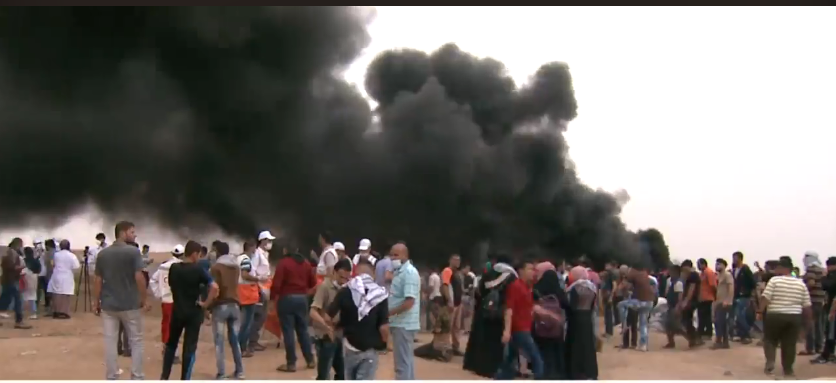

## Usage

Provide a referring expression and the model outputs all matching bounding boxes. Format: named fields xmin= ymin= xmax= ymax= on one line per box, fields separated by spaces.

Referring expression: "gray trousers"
xmin=391 ymin=327 xmax=416 ymax=380
xmin=103 ymin=309 xmax=144 ymax=380
xmin=343 ymin=346 xmax=379 ymax=380
xmin=806 ymin=303 xmax=825 ymax=353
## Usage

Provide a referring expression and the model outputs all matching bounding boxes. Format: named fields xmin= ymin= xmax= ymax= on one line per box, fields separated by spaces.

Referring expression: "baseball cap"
xmin=358 ymin=238 xmax=371 ymax=251
xmin=334 ymin=242 xmax=345 ymax=251
xmin=257 ymin=230 xmax=276 ymax=241
xmin=172 ymin=244 xmax=185 ymax=256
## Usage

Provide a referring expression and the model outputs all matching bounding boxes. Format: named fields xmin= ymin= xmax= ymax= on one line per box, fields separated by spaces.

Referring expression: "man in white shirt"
xmin=87 ymin=233 xmax=107 ymax=276
xmin=248 ymin=230 xmax=275 ymax=351
xmin=316 ymin=231 xmax=338 ymax=279
xmin=353 ymin=238 xmax=377 ymax=266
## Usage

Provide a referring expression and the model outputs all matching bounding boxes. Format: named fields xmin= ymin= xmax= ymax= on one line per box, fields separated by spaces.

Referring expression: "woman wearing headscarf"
xmin=463 ymin=255 xmax=517 ymax=378
xmin=532 ymin=262 xmax=569 ymax=379
xmin=564 ymin=266 xmax=599 ymax=380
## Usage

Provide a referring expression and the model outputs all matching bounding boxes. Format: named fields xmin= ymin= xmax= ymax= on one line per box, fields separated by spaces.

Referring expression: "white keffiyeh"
xmin=347 ymin=273 xmax=388 ymax=320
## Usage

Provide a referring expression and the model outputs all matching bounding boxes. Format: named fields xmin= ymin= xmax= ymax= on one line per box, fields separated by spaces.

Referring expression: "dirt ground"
xmin=2 ymin=252 xmax=835 ymax=380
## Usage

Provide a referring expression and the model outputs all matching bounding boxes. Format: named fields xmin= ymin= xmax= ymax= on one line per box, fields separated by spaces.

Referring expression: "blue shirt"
xmin=388 ymin=260 xmax=421 ymax=330
xmin=375 ymin=256 xmax=393 ymax=290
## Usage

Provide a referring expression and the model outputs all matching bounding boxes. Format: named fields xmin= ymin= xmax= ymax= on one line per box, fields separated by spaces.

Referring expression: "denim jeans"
xmin=618 ymin=299 xmax=653 ymax=347
xmin=0 ymin=282 xmax=24 ymax=323
xmin=278 ymin=294 xmax=314 ymax=366
xmin=733 ymin=297 xmax=752 ymax=339
xmin=212 ymin=303 xmax=244 ymax=377
xmin=343 ymin=345 xmax=379 ymax=380
xmin=102 ymin=309 xmax=144 ymax=380
xmin=315 ymin=337 xmax=345 ymax=380
xmin=494 ymin=331 xmax=544 ymax=380
xmin=238 ymin=304 xmax=256 ymax=350
xmin=391 ymin=327 xmax=416 ymax=380
xmin=806 ymin=303 xmax=825 ymax=353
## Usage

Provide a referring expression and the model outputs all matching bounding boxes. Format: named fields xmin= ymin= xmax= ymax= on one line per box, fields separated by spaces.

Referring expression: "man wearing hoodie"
xmin=272 ymin=241 xmax=317 ymax=373
xmin=209 ymin=241 xmax=245 ymax=379
xmin=150 ymin=244 xmax=185 ymax=364
xmin=802 ymin=251 xmax=827 ymax=356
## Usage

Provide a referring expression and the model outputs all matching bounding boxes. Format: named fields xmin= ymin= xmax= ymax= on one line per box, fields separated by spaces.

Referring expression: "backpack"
xmin=534 ymin=294 xmax=566 ymax=340
xmin=482 ymin=288 xmax=504 ymax=320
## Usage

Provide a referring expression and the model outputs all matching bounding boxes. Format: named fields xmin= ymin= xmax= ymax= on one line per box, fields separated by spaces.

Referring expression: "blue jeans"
xmin=212 ymin=303 xmax=244 ymax=378
xmin=618 ymin=299 xmax=653 ymax=347
xmin=495 ymin=331 xmax=544 ymax=380
xmin=733 ymin=297 xmax=752 ymax=339
xmin=278 ymin=294 xmax=314 ymax=366
xmin=315 ymin=337 xmax=345 ymax=380
xmin=391 ymin=327 xmax=417 ymax=380
xmin=0 ymin=282 xmax=24 ymax=323
xmin=238 ymin=304 xmax=256 ymax=351
xmin=343 ymin=346 xmax=379 ymax=380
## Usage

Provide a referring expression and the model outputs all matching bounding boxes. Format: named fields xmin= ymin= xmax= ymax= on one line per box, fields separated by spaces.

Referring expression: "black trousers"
xmin=681 ymin=306 xmax=698 ymax=344
xmin=763 ymin=313 xmax=802 ymax=375
xmin=161 ymin=312 xmax=203 ymax=380
xmin=622 ymin=309 xmax=639 ymax=348
xmin=697 ymin=301 xmax=713 ymax=336
xmin=37 ymin=276 xmax=50 ymax=308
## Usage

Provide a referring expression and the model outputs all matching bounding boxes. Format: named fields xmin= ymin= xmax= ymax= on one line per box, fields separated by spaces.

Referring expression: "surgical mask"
xmin=391 ymin=259 xmax=402 ymax=269
xmin=263 ymin=242 xmax=273 ymax=251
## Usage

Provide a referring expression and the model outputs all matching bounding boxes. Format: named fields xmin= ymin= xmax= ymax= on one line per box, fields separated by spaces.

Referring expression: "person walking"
xmin=0 ymin=238 xmax=32 ymax=328
xmin=387 ymin=242 xmax=421 ymax=380
xmin=494 ymin=260 xmax=544 ymax=380
xmin=92 ymin=222 xmax=147 ymax=380
xmin=758 ymin=257 xmax=813 ymax=379
xmin=272 ymin=241 xmax=317 ymax=373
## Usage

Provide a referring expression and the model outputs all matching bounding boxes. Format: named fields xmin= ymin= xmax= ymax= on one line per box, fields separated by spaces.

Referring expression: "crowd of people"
xmin=0 ymin=221 xmax=834 ymax=381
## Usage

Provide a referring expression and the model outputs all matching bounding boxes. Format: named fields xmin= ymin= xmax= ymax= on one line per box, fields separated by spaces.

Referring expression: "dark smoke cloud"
xmin=0 ymin=7 xmax=651 ymax=268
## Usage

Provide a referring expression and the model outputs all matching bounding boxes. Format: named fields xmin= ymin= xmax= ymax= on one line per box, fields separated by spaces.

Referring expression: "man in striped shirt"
xmin=758 ymin=257 xmax=813 ymax=378
xmin=802 ymin=251 xmax=827 ymax=355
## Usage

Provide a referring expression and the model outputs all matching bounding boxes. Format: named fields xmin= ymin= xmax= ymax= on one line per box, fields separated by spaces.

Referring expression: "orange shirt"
xmin=699 ymin=267 xmax=718 ymax=302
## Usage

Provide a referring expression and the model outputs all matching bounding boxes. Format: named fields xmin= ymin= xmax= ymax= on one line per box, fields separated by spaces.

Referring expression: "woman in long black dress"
xmin=533 ymin=264 xmax=569 ymax=380
xmin=564 ymin=266 xmax=599 ymax=380
xmin=463 ymin=258 xmax=516 ymax=378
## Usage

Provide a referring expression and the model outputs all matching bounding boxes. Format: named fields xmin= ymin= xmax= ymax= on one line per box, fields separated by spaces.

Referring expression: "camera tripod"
xmin=74 ymin=254 xmax=93 ymax=312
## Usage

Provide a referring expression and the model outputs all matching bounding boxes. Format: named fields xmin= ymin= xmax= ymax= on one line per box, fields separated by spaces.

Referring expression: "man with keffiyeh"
xmin=326 ymin=259 xmax=389 ymax=380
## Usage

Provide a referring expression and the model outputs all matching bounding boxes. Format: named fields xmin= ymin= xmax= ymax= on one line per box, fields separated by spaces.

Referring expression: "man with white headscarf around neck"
xmin=247 ymin=230 xmax=275 ymax=352
xmin=802 ymin=251 xmax=827 ymax=356
xmin=325 ymin=258 xmax=389 ymax=380
xmin=353 ymin=239 xmax=377 ymax=267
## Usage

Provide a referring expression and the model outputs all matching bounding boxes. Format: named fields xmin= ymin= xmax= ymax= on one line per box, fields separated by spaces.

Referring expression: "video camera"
xmin=83 ymin=246 xmax=90 ymax=262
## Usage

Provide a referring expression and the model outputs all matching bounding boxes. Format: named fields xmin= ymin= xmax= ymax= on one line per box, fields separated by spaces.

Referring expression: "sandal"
xmin=276 ymin=364 xmax=296 ymax=373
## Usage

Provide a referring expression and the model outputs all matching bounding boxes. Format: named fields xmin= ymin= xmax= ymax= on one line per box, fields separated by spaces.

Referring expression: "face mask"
xmin=263 ymin=242 xmax=273 ymax=251
xmin=391 ymin=259 xmax=402 ymax=269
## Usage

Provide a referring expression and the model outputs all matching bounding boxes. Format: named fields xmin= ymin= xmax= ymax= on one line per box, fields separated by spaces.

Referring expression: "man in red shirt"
xmin=271 ymin=244 xmax=317 ymax=373
xmin=495 ymin=260 xmax=544 ymax=380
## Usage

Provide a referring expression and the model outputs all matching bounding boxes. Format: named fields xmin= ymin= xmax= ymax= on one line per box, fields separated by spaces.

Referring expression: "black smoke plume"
xmin=0 ymin=7 xmax=650 ymax=267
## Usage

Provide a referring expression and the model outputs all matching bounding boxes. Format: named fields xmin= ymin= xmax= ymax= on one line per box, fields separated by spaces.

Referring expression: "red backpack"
xmin=534 ymin=294 xmax=565 ymax=340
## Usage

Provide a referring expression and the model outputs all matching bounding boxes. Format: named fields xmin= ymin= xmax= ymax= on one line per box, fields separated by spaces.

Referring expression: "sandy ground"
xmin=2 ymin=252 xmax=835 ymax=380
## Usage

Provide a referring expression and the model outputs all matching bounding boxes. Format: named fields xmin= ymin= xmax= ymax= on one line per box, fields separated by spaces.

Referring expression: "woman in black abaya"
xmin=533 ymin=263 xmax=569 ymax=380
xmin=564 ymin=266 xmax=599 ymax=380
xmin=463 ymin=258 xmax=516 ymax=378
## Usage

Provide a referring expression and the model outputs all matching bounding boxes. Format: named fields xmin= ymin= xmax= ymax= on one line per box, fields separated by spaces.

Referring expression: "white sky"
xmin=3 ymin=7 xmax=834 ymax=267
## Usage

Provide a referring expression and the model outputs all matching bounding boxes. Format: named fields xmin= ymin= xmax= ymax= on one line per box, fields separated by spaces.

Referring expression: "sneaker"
xmin=234 ymin=372 xmax=245 ymax=380
xmin=740 ymin=338 xmax=753 ymax=345
xmin=242 ymin=350 xmax=254 ymax=358
xmin=764 ymin=366 xmax=775 ymax=376
xmin=28 ymin=314 xmax=38 ymax=320
xmin=811 ymin=356 xmax=829 ymax=365
xmin=14 ymin=323 xmax=32 ymax=329
xmin=0 ymin=313 xmax=10 ymax=319
xmin=636 ymin=345 xmax=648 ymax=352
xmin=216 ymin=374 xmax=230 ymax=380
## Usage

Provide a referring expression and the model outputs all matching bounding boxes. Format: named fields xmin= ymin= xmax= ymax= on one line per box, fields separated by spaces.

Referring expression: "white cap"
xmin=358 ymin=238 xmax=371 ymax=251
xmin=33 ymin=237 xmax=43 ymax=244
xmin=172 ymin=244 xmax=185 ymax=256
xmin=257 ymin=230 xmax=276 ymax=241
xmin=334 ymin=242 xmax=345 ymax=251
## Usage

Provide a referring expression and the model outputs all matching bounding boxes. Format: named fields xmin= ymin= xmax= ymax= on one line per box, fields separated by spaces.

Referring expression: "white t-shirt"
xmin=428 ymin=272 xmax=442 ymax=299
xmin=317 ymin=247 xmax=338 ymax=276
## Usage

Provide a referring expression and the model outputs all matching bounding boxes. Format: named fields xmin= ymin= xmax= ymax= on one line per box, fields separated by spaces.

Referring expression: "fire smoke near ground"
xmin=0 ymin=7 xmax=668 ymax=268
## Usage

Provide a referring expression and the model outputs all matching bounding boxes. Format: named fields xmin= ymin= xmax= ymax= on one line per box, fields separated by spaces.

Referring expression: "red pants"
xmin=161 ymin=302 xmax=173 ymax=344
